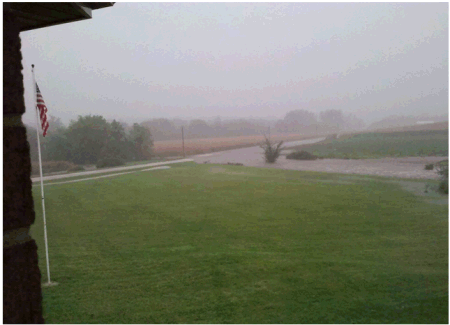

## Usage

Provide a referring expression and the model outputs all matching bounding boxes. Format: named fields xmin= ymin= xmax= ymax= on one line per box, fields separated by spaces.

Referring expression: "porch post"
xmin=3 ymin=5 xmax=44 ymax=324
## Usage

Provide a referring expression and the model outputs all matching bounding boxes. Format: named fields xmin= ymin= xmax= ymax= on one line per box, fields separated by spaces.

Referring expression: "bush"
xmin=438 ymin=179 xmax=448 ymax=194
xmin=424 ymin=164 xmax=434 ymax=170
xmin=286 ymin=150 xmax=318 ymax=160
xmin=31 ymin=161 xmax=78 ymax=175
xmin=436 ymin=160 xmax=448 ymax=194
xmin=96 ymin=158 xmax=125 ymax=169
xmin=260 ymin=136 xmax=283 ymax=163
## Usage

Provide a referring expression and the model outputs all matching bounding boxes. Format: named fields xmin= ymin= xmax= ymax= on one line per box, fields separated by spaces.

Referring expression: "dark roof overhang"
xmin=5 ymin=2 xmax=114 ymax=32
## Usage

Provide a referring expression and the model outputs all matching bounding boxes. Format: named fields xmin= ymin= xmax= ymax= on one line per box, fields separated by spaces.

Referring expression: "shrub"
xmin=424 ymin=164 xmax=434 ymax=170
xmin=31 ymin=160 xmax=77 ymax=175
xmin=286 ymin=150 xmax=318 ymax=160
xmin=436 ymin=160 xmax=448 ymax=194
xmin=438 ymin=179 xmax=448 ymax=194
xmin=260 ymin=136 xmax=283 ymax=163
xmin=436 ymin=160 xmax=448 ymax=175
xmin=96 ymin=157 xmax=125 ymax=169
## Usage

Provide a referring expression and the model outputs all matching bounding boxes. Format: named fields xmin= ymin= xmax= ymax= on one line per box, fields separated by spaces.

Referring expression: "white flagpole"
xmin=32 ymin=64 xmax=54 ymax=286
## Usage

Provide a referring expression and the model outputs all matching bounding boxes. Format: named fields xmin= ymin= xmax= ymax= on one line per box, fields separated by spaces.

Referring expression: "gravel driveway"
xmin=192 ymin=138 xmax=446 ymax=180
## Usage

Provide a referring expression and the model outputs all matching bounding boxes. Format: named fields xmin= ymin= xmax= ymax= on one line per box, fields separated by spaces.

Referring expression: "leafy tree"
xmin=66 ymin=115 xmax=110 ymax=164
xmin=320 ymin=109 xmax=345 ymax=131
xmin=100 ymin=120 xmax=130 ymax=160
xmin=42 ymin=132 xmax=71 ymax=162
xmin=129 ymin=123 xmax=153 ymax=161
xmin=25 ymin=116 xmax=69 ymax=163
xmin=277 ymin=109 xmax=318 ymax=133
xmin=41 ymin=115 xmax=71 ymax=162
xmin=142 ymin=118 xmax=178 ymax=141
xmin=47 ymin=115 xmax=65 ymax=131
xmin=188 ymin=119 xmax=212 ymax=138
xmin=284 ymin=109 xmax=317 ymax=127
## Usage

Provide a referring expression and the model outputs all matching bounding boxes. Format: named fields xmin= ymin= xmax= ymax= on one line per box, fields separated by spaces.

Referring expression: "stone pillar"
xmin=3 ymin=6 xmax=44 ymax=324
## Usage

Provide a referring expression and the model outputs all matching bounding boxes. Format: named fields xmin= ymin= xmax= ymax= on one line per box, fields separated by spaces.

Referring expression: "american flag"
xmin=36 ymin=83 xmax=49 ymax=137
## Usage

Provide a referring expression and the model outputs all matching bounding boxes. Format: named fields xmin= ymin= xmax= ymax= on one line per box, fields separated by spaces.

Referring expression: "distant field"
xmin=153 ymin=133 xmax=321 ymax=157
xmin=32 ymin=164 xmax=447 ymax=323
xmin=153 ymin=122 xmax=448 ymax=157
xmin=287 ymin=129 xmax=448 ymax=159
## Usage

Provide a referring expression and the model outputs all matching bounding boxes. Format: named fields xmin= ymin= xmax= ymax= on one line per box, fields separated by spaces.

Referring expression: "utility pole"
xmin=268 ymin=126 xmax=271 ymax=142
xmin=181 ymin=126 xmax=185 ymax=158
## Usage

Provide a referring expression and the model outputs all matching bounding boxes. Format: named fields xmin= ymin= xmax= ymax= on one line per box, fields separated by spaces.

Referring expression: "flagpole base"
xmin=42 ymin=281 xmax=58 ymax=288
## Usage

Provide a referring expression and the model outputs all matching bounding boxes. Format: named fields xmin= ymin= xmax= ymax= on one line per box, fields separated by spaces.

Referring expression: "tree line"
xmin=142 ymin=109 xmax=365 ymax=141
xmin=26 ymin=115 xmax=154 ymax=165
xmin=26 ymin=108 xmax=364 ymax=164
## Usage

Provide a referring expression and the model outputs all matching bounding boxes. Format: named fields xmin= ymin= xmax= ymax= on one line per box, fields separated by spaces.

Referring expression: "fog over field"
xmin=21 ymin=3 xmax=447 ymax=131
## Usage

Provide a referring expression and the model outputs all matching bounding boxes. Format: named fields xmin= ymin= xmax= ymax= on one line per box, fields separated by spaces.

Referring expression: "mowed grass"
xmin=289 ymin=129 xmax=448 ymax=159
xmin=32 ymin=163 xmax=448 ymax=323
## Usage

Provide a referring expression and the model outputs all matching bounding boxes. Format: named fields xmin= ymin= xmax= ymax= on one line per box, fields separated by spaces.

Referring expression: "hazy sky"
xmin=20 ymin=2 xmax=448 ymax=126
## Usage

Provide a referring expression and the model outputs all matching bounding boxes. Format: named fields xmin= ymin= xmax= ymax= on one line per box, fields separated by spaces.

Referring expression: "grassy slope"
xmin=286 ymin=129 xmax=448 ymax=159
xmin=32 ymin=164 xmax=448 ymax=324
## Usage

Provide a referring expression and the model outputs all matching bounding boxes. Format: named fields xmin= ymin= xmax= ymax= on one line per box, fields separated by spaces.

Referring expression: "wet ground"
xmin=192 ymin=138 xmax=446 ymax=180
xmin=33 ymin=137 xmax=447 ymax=182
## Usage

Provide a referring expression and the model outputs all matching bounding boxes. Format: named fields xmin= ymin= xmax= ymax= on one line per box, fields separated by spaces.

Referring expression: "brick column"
xmin=3 ymin=7 xmax=44 ymax=324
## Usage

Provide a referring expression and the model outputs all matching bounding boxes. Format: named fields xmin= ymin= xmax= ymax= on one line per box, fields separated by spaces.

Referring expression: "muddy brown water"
xmin=192 ymin=138 xmax=447 ymax=180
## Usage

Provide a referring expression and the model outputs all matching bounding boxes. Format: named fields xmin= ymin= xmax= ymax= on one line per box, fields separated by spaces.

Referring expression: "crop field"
xmin=32 ymin=163 xmax=448 ymax=323
xmin=153 ymin=133 xmax=320 ymax=157
xmin=287 ymin=129 xmax=448 ymax=159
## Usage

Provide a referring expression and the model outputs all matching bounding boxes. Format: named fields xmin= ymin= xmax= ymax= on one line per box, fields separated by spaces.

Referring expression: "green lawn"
xmin=287 ymin=129 xmax=448 ymax=159
xmin=32 ymin=163 xmax=448 ymax=323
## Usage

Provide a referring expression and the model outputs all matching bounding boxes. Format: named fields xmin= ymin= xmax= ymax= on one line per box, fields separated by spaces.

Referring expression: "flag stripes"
xmin=36 ymin=83 xmax=49 ymax=136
